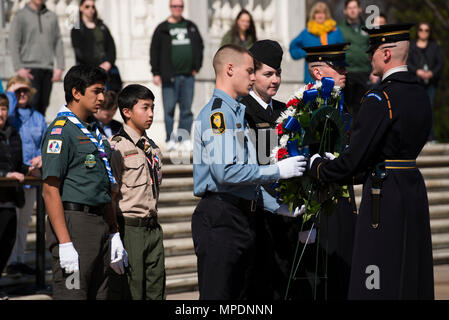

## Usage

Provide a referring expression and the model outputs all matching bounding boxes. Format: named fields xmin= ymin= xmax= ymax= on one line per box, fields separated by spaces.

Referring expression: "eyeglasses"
xmin=170 ymin=5 xmax=184 ymax=9
xmin=418 ymin=28 xmax=430 ymax=32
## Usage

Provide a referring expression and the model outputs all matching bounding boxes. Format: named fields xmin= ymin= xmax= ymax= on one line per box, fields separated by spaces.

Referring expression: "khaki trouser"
xmin=108 ymin=223 xmax=166 ymax=300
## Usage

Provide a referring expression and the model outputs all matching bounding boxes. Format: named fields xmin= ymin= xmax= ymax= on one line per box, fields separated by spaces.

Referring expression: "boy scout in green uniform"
xmin=108 ymin=84 xmax=165 ymax=300
xmin=41 ymin=65 xmax=128 ymax=300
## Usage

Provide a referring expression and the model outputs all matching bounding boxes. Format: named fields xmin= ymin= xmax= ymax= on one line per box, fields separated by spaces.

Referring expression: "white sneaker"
xmin=166 ymin=140 xmax=177 ymax=152
xmin=179 ymin=140 xmax=193 ymax=152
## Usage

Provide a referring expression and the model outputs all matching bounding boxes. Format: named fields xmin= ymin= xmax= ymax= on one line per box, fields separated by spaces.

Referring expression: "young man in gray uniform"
xmin=192 ymin=44 xmax=307 ymax=300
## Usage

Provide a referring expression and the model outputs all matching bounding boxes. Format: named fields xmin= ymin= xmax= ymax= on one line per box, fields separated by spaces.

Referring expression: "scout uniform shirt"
xmin=41 ymin=115 xmax=112 ymax=206
xmin=109 ymin=124 xmax=162 ymax=219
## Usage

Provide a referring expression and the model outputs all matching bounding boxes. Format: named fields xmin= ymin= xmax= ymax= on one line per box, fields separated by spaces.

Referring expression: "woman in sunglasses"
xmin=407 ymin=22 xmax=444 ymax=142
xmin=71 ymin=0 xmax=121 ymax=92
xmin=5 ymin=76 xmax=46 ymax=278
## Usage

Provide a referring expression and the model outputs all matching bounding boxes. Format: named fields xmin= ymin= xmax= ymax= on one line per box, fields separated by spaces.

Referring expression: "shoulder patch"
xmin=50 ymin=127 xmax=63 ymax=135
xmin=366 ymin=93 xmax=382 ymax=101
xmin=47 ymin=139 xmax=62 ymax=154
xmin=210 ymin=112 xmax=226 ymax=135
xmin=212 ymin=98 xmax=222 ymax=110
xmin=54 ymin=120 xmax=67 ymax=127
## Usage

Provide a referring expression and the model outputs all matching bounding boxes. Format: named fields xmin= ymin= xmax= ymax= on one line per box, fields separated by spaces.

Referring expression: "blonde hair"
xmin=309 ymin=2 xmax=332 ymax=22
xmin=6 ymin=75 xmax=37 ymax=98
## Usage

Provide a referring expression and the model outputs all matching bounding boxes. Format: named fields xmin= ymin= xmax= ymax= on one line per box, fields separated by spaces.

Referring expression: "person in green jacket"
xmin=338 ymin=0 xmax=371 ymax=120
xmin=220 ymin=9 xmax=257 ymax=50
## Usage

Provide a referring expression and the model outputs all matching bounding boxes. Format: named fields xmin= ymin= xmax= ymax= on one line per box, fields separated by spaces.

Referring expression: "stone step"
xmin=160 ymin=177 xmax=194 ymax=191
xmin=430 ymin=205 xmax=449 ymax=219
xmin=432 ymin=233 xmax=449 ymax=250
xmin=165 ymin=254 xmax=197 ymax=276
xmin=430 ymin=219 xmax=449 ymax=234
xmin=165 ymin=272 xmax=198 ymax=295
xmin=433 ymin=248 xmax=449 ymax=264
xmin=161 ymin=153 xmax=193 ymax=165
xmin=163 ymin=237 xmax=194 ymax=256
xmin=158 ymin=191 xmax=199 ymax=207
xmin=162 ymin=165 xmax=193 ymax=177
xmin=421 ymin=167 xmax=449 ymax=179
xmin=158 ymin=205 xmax=195 ymax=222
xmin=417 ymin=155 xmax=449 ymax=167
xmin=420 ymin=144 xmax=449 ymax=156
xmin=162 ymin=222 xmax=192 ymax=239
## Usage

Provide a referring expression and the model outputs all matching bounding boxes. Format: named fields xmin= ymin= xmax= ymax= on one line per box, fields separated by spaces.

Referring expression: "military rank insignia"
xmin=210 ymin=112 xmax=226 ymax=135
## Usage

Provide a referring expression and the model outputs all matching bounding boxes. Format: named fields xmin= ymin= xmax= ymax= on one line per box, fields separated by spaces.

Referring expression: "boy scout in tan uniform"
xmin=108 ymin=84 xmax=165 ymax=300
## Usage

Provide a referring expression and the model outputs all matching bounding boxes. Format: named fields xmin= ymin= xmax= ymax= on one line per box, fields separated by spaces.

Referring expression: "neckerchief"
xmin=57 ymin=105 xmax=116 ymax=184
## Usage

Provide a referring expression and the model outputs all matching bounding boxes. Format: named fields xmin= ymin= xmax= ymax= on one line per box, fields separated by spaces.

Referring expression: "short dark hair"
xmin=102 ymin=90 xmax=118 ymax=111
xmin=0 ymin=93 xmax=9 ymax=107
xmin=254 ymin=58 xmax=263 ymax=72
xmin=345 ymin=0 xmax=360 ymax=8
xmin=117 ymin=84 xmax=155 ymax=122
xmin=64 ymin=65 xmax=108 ymax=104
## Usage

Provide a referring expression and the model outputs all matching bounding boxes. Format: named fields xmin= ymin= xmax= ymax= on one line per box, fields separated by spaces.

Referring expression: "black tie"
xmin=267 ymin=105 xmax=273 ymax=116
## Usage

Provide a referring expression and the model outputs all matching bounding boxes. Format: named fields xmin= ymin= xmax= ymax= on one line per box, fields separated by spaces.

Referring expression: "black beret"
xmin=303 ymin=43 xmax=350 ymax=68
xmin=249 ymin=40 xmax=283 ymax=70
xmin=362 ymin=23 xmax=414 ymax=53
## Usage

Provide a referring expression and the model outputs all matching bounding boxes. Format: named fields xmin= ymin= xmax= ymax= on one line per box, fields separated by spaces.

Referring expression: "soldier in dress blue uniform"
xmin=302 ymin=43 xmax=358 ymax=300
xmin=309 ymin=23 xmax=434 ymax=299
xmin=192 ymin=44 xmax=307 ymax=300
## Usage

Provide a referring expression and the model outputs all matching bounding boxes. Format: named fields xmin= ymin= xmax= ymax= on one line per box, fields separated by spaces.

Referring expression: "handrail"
xmin=0 ymin=177 xmax=46 ymax=289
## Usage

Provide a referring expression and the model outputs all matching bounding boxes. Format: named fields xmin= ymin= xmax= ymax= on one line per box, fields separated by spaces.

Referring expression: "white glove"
xmin=277 ymin=204 xmax=306 ymax=218
xmin=276 ymin=156 xmax=307 ymax=179
xmin=59 ymin=242 xmax=79 ymax=273
xmin=309 ymin=153 xmax=321 ymax=169
xmin=324 ymin=152 xmax=336 ymax=160
xmin=110 ymin=232 xmax=129 ymax=275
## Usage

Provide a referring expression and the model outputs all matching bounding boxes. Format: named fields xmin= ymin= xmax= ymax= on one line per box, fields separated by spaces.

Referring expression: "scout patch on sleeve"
xmin=54 ymin=120 xmax=67 ymax=127
xmin=210 ymin=112 xmax=226 ymax=135
xmin=51 ymin=127 xmax=63 ymax=135
xmin=47 ymin=140 xmax=62 ymax=154
xmin=366 ymin=93 xmax=382 ymax=101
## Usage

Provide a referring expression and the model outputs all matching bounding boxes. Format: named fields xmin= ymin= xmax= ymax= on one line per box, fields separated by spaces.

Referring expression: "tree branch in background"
xmin=424 ymin=0 xmax=449 ymax=29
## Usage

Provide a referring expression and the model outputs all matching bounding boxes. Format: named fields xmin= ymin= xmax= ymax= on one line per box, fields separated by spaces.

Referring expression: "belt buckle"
xmin=250 ymin=200 xmax=256 ymax=213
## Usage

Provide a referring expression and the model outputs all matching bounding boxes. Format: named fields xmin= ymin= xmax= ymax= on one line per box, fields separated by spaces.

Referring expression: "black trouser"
xmin=344 ymin=71 xmax=370 ymax=120
xmin=248 ymin=209 xmax=304 ymax=300
xmin=30 ymin=69 xmax=53 ymax=116
xmin=46 ymin=210 xmax=110 ymax=300
xmin=191 ymin=195 xmax=256 ymax=300
xmin=0 ymin=208 xmax=17 ymax=279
